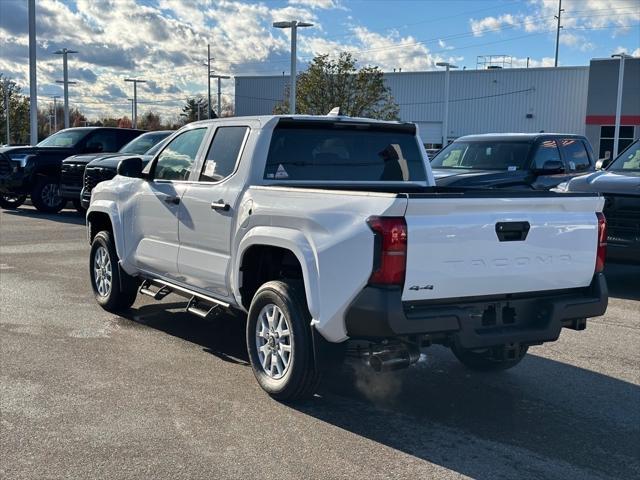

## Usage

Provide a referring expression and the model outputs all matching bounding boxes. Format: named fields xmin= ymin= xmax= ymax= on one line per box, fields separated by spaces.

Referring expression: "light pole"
xmin=28 ymin=0 xmax=37 ymax=145
xmin=612 ymin=53 xmax=630 ymax=159
xmin=54 ymin=48 xmax=78 ymax=129
xmin=51 ymin=95 xmax=60 ymax=132
xmin=210 ymin=74 xmax=230 ymax=117
xmin=3 ymin=78 xmax=10 ymax=145
xmin=128 ymin=98 xmax=134 ymax=123
xmin=273 ymin=20 xmax=314 ymax=114
xmin=436 ymin=61 xmax=458 ymax=147
xmin=205 ymin=44 xmax=213 ymax=119
xmin=125 ymin=78 xmax=146 ymax=129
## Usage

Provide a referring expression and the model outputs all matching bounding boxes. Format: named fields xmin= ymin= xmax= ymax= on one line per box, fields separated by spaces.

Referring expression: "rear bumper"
xmin=344 ymin=274 xmax=608 ymax=349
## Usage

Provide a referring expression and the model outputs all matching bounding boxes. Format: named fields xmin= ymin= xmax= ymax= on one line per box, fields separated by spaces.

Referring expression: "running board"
xmin=187 ymin=296 xmax=222 ymax=319
xmin=138 ymin=278 xmax=230 ymax=310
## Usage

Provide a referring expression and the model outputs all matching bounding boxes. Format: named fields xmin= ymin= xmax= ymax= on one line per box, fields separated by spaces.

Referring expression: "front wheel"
xmin=31 ymin=177 xmax=65 ymax=213
xmin=246 ymin=280 xmax=321 ymax=401
xmin=0 ymin=194 xmax=27 ymax=209
xmin=452 ymin=345 xmax=528 ymax=372
xmin=90 ymin=231 xmax=138 ymax=312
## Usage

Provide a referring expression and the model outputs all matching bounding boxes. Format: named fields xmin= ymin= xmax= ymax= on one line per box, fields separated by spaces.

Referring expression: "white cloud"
xmin=288 ymin=0 xmax=343 ymax=10
xmin=438 ymin=39 xmax=454 ymax=50
xmin=614 ymin=45 xmax=640 ymax=56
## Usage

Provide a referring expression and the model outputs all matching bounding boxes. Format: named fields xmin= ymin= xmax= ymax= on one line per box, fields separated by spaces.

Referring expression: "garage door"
xmin=415 ymin=122 xmax=443 ymax=145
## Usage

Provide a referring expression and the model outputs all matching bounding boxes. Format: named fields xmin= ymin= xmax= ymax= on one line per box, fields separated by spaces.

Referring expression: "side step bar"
xmin=138 ymin=279 xmax=230 ymax=319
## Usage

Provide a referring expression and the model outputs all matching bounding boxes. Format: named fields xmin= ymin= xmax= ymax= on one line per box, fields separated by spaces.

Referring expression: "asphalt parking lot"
xmin=1 ymin=206 xmax=639 ymax=480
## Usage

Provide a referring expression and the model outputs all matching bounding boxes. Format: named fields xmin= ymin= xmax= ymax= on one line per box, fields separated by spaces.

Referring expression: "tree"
xmin=138 ymin=110 xmax=162 ymax=131
xmin=118 ymin=117 xmax=132 ymax=128
xmin=180 ymin=96 xmax=215 ymax=124
xmin=0 ymin=74 xmax=31 ymax=144
xmin=274 ymin=53 xmax=399 ymax=120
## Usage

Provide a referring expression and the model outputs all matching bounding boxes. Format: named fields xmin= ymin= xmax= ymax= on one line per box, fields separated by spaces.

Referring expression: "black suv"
xmin=60 ymin=130 xmax=172 ymax=211
xmin=0 ymin=127 xmax=144 ymax=212
xmin=430 ymin=133 xmax=596 ymax=190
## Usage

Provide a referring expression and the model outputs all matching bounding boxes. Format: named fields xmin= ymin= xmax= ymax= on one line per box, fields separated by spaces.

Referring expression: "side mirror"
xmin=534 ymin=160 xmax=565 ymax=174
xmin=598 ymin=157 xmax=613 ymax=170
xmin=117 ymin=157 xmax=143 ymax=178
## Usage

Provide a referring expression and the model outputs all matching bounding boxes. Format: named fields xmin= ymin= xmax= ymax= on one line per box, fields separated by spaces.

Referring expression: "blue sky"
xmin=1 ymin=0 xmax=638 ymax=120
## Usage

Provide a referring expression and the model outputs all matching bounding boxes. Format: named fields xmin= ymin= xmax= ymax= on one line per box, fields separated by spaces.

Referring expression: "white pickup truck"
xmin=87 ymin=114 xmax=608 ymax=400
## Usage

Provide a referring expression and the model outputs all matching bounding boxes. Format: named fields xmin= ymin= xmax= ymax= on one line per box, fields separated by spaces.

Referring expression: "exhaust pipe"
xmin=369 ymin=344 xmax=420 ymax=372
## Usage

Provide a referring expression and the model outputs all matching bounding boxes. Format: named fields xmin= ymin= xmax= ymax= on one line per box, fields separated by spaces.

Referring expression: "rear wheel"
xmin=452 ymin=345 xmax=528 ymax=372
xmin=0 ymin=194 xmax=27 ymax=209
xmin=90 ymin=231 xmax=138 ymax=312
xmin=246 ymin=280 xmax=321 ymax=401
xmin=31 ymin=177 xmax=65 ymax=213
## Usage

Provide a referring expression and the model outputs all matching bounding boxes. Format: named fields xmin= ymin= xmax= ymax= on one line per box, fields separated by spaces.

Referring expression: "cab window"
xmin=530 ymin=140 xmax=561 ymax=169
xmin=560 ymin=138 xmax=591 ymax=172
xmin=199 ymin=126 xmax=248 ymax=182
xmin=153 ymin=128 xmax=207 ymax=181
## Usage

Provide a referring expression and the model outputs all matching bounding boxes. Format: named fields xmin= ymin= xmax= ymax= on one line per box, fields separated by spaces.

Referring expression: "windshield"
xmin=431 ymin=141 xmax=532 ymax=170
xmin=264 ymin=124 xmax=426 ymax=182
xmin=119 ymin=132 xmax=172 ymax=154
xmin=608 ymin=141 xmax=640 ymax=171
xmin=37 ymin=129 xmax=89 ymax=147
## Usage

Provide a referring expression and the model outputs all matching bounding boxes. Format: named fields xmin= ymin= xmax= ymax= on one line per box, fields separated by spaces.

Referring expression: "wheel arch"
xmin=86 ymin=202 xmax=124 ymax=260
xmin=233 ymin=227 xmax=320 ymax=320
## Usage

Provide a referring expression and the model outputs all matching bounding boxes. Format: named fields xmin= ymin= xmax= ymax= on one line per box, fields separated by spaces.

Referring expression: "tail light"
xmin=367 ymin=216 xmax=407 ymax=286
xmin=595 ymin=212 xmax=607 ymax=273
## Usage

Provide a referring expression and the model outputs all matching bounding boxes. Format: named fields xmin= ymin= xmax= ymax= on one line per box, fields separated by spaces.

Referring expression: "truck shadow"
xmin=119 ymin=301 xmax=639 ymax=480
xmin=2 ymin=205 xmax=86 ymax=226
xmin=604 ymin=263 xmax=640 ymax=301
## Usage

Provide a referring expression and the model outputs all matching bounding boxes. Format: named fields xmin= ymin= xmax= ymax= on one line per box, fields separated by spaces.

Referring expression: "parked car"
xmin=80 ymin=134 xmax=172 ymax=209
xmin=430 ymin=133 xmax=596 ymax=190
xmin=86 ymin=115 xmax=607 ymax=401
xmin=556 ymin=140 xmax=640 ymax=264
xmin=61 ymin=130 xmax=173 ymax=212
xmin=0 ymin=127 xmax=144 ymax=212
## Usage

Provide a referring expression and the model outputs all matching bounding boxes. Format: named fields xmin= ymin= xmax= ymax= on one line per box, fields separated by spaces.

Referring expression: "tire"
xmin=0 ymin=194 xmax=27 ymax=209
xmin=72 ymin=198 xmax=87 ymax=214
xmin=31 ymin=177 xmax=65 ymax=213
xmin=246 ymin=280 xmax=321 ymax=401
xmin=89 ymin=231 xmax=138 ymax=312
xmin=452 ymin=345 xmax=528 ymax=372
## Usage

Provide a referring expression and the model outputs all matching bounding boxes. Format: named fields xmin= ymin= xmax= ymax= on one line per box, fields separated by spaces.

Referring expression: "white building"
xmin=234 ymin=59 xmax=639 ymax=155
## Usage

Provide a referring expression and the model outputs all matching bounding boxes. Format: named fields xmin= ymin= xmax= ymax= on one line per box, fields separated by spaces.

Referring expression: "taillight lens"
xmin=367 ymin=216 xmax=407 ymax=286
xmin=595 ymin=212 xmax=607 ymax=273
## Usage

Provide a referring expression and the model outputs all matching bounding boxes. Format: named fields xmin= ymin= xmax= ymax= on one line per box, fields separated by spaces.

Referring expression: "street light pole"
xmin=125 ymin=78 xmax=146 ymax=129
xmin=28 ymin=0 xmax=37 ymax=145
xmin=210 ymin=74 xmax=230 ymax=117
xmin=612 ymin=53 xmax=629 ymax=159
xmin=3 ymin=79 xmax=10 ymax=145
xmin=436 ymin=62 xmax=458 ymax=147
xmin=54 ymin=48 xmax=78 ymax=129
xmin=207 ymin=44 xmax=212 ymax=119
xmin=52 ymin=95 xmax=59 ymax=132
xmin=273 ymin=20 xmax=314 ymax=114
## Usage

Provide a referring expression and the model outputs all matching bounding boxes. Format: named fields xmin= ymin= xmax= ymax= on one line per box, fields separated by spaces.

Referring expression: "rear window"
xmin=431 ymin=141 xmax=531 ymax=170
xmin=264 ymin=123 xmax=426 ymax=182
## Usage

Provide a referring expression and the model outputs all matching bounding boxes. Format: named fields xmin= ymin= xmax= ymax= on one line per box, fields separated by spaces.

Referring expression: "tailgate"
xmin=402 ymin=194 xmax=604 ymax=301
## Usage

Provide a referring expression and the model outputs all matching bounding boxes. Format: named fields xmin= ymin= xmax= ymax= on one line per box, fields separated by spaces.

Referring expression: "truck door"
xmin=129 ymin=127 xmax=208 ymax=278
xmin=177 ymin=126 xmax=250 ymax=299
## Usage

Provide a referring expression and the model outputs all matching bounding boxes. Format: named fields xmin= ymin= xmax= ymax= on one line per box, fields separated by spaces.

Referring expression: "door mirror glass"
xmin=117 ymin=157 xmax=143 ymax=178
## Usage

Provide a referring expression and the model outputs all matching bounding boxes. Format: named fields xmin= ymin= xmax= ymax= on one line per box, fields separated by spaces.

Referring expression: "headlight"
xmin=7 ymin=153 xmax=32 ymax=168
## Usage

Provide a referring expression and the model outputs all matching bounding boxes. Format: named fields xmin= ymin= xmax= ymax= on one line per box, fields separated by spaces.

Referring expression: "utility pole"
xmin=128 ymin=98 xmax=134 ymax=123
xmin=51 ymin=95 xmax=60 ymax=132
xmin=436 ymin=62 xmax=458 ymax=147
xmin=612 ymin=53 xmax=629 ymax=159
xmin=124 ymin=78 xmax=146 ymax=129
xmin=273 ymin=20 xmax=314 ymax=114
xmin=207 ymin=45 xmax=213 ymax=119
xmin=28 ymin=0 xmax=37 ymax=145
xmin=54 ymin=48 xmax=78 ymax=129
xmin=554 ymin=0 xmax=564 ymax=67
xmin=210 ymin=74 xmax=230 ymax=117
xmin=3 ymin=78 xmax=10 ymax=145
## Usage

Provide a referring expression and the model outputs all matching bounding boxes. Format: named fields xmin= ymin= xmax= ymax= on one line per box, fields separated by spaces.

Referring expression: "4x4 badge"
xmin=409 ymin=285 xmax=434 ymax=291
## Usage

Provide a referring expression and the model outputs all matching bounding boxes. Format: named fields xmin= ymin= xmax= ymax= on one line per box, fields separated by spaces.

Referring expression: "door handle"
xmin=164 ymin=196 xmax=180 ymax=205
xmin=211 ymin=201 xmax=230 ymax=211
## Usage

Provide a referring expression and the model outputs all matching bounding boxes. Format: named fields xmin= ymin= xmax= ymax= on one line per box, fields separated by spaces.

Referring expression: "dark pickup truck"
xmin=61 ymin=130 xmax=172 ymax=211
xmin=430 ymin=133 xmax=596 ymax=190
xmin=557 ymin=140 xmax=640 ymax=264
xmin=0 ymin=127 xmax=143 ymax=212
